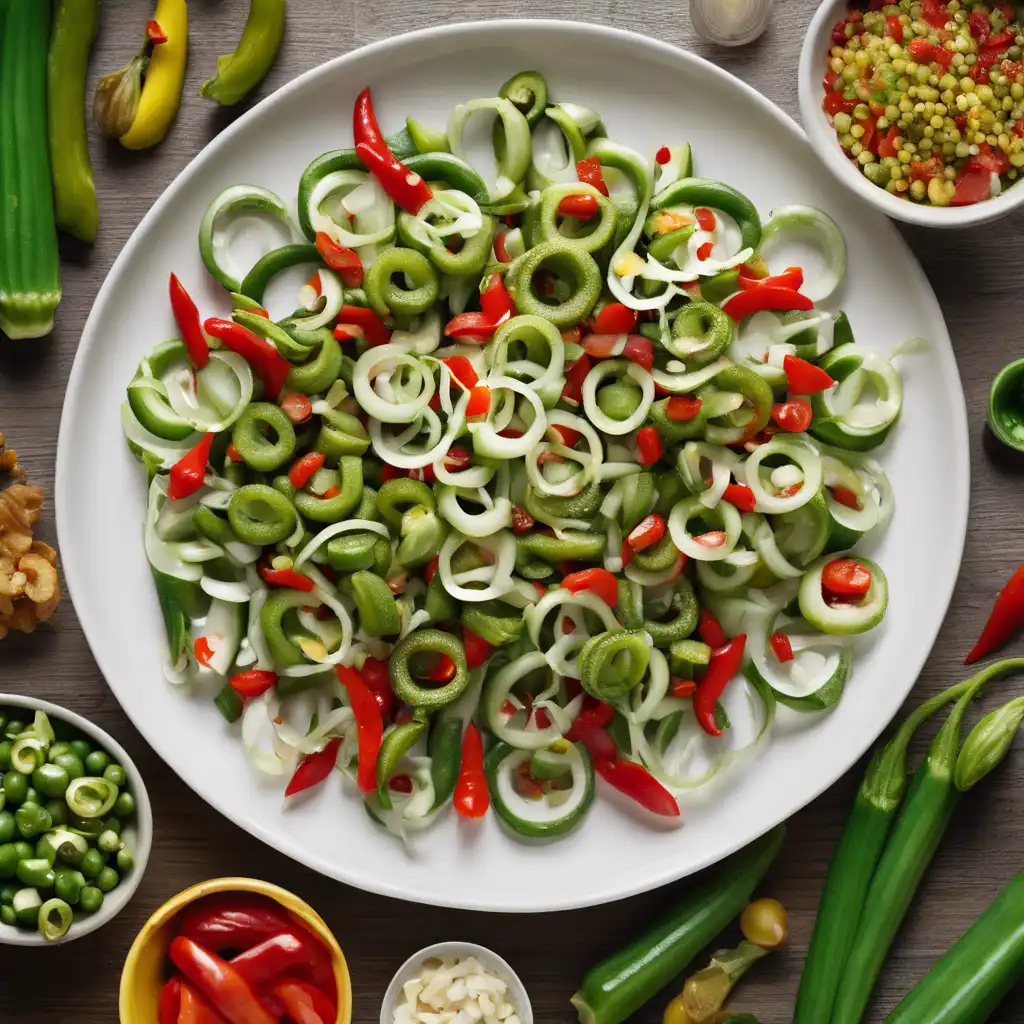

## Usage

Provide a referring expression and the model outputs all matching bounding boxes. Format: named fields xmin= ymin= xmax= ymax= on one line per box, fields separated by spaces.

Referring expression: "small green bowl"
xmin=988 ymin=358 xmax=1024 ymax=452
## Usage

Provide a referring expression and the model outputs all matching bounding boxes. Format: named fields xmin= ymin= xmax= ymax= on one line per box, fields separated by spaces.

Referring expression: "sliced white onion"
xmin=294 ymin=520 xmax=390 ymax=568
xmin=759 ymin=204 xmax=847 ymax=304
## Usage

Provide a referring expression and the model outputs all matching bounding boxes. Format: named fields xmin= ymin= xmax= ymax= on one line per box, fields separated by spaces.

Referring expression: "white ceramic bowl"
xmin=0 ymin=694 xmax=153 ymax=946
xmin=380 ymin=941 xmax=533 ymax=1024
xmin=799 ymin=0 xmax=1024 ymax=226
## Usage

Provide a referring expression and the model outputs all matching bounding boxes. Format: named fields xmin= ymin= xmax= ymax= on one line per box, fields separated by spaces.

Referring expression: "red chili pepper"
xmin=168 ymin=274 xmax=210 ymax=368
xmin=280 ymin=392 xmax=313 ymax=424
xmin=562 ymin=352 xmax=592 ymax=406
xmin=771 ymin=398 xmax=813 ymax=433
xmin=950 ymin=163 xmax=992 ymax=206
xmin=696 ymin=241 xmax=714 ymax=262
xmin=627 ymin=514 xmax=665 ymax=553
xmin=581 ymin=333 xmax=654 ymax=371
xmin=480 ymin=272 xmax=514 ymax=325
xmin=169 ymin=938 xmax=277 ymax=1024
xmin=593 ymin=302 xmax=639 ymax=335
xmin=493 ymin=231 xmax=511 ymax=263
xmin=284 ymin=738 xmax=342 ymax=798
xmin=831 ymin=486 xmax=861 ymax=510
xmin=354 ymin=141 xmax=432 ymax=214
xmin=288 ymin=452 xmax=326 ymax=490
xmin=314 ymin=232 xmax=363 ymax=287
xmin=335 ymin=305 xmax=392 ymax=347
xmin=159 ymin=977 xmax=183 ymax=1024
xmin=335 ymin=665 xmax=384 ymax=793
xmin=462 ymin=626 xmax=494 ymax=669
xmin=561 ymin=567 xmax=618 ymax=607
xmin=270 ymin=979 xmax=336 ymax=1024
xmin=176 ymin=982 xmax=224 ymax=1024
xmin=696 ymin=608 xmax=726 ymax=650
xmin=783 ymin=354 xmax=835 ymax=395
xmin=694 ymin=207 xmax=716 ymax=232
xmin=966 ymin=565 xmax=1024 ymax=663
xmin=259 ymin=565 xmax=315 ymax=593
xmin=169 ymin=433 xmax=216 ymax=501
xmin=444 ymin=312 xmax=496 ymax=343
xmin=425 ymin=556 xmax=439 ymax=584
xmin=226 ymin=443 xmax=243 ymax=463
xmin=694 ymin=635 xmax=746 ymax=737
xmin=576 ymin=156 xmax=609 ymax=196
xmin=822 ymin=557 xmax=872 ymax=597
xmin=636 ymin=425 xmax=663 ymax=466
xmin=670 ymin=679 xmax=697 ymax=699
xmin=885 ymin=13 xmax=903 ymax=41
xmin=558 ymin=193 xmax=600 ymax=220
xmin=655 ymin=146 xmax=672 ymax=164
xmin=230 ymin=932 xmax=336 ymax=999
xmin=466 ymin=386 xmax=491 ymax=419
xmin=204 ymin=319 xmax=291 ymax=400
xmin=770 ymin=632 xmax=794 ymax=663
xmin=694 ymin=531 xmax=727 ymax=548
xmin=146 ymin=18 xmax=169 ymax=45
xmin=511 ymin=505 xmax=535 ymax=535
xmin=441 ymin=355 xmax=479 ymax=389
xmin=723 ymin=287 xmax=814 ymax=321
xmin=358 ymin=656 xmax=394 ymax=718
xmin=454 ymin=722 xmax=490 ymax=819
xmin=229 ymin=670 xmax=278 ymax=700
xmin=738 ymin=265 xmax=805 ymax=292
xmin=721 ymin=482 xmax=757 ymax=513
xmin=595 ymin=758 xmax=680 ymax=817
xmin=178 ymin=893 xmax=303 ymax=951
xmin=663 ymin=395 xmax=702 ymax=422
xmin=921 ymin=0 xmax=949 ymax=28
xmin=572 ymin=723 xmax=618 ymax=762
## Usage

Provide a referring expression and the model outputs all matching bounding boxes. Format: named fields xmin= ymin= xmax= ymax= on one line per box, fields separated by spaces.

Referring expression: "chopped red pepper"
xmin=655 ymin=146 xmax=672 ymax=165
xmin=670 ymin=679 xmax=697 ymax=699
xmin=620 ymin=539 xmax=634 ymax=567
xmin=445 ymin=312 xmax=496 ymax=343
xmin=582 ymin=333 xmax=654 ymax=371
xmin=169 ymin=433 xmax=216 ymax=501
xmin=558 ymin=193 xmax=600 ymax=221
xmin=226 ymin=443 xmax=243 ymax=463
xmin=783 ymin=354 xmax=835 ymax=395
xmin=561 ymin=567 xmax=619 ymax=607
xmin=595 ymin=758 xmax=680 ymax=817
xmin=722 ymin=286 xmax=813 ymax=321
xmin=314 ymin=232 xmax=364 ymax=287
xmin=204 ymin=319 xmax=291 ymax=400
xmin=425 ymin=556 xmax=439 ymax=583
xmin=721 ymin=482 xmax=757 ymax=513
xmin=354 ymin=141 xmax=432 ymax=214
xmin=831 ymin=486 xmax=861 ymax=510
xmin=454 ymin=722 xmax=490 ymax=819
xmin=441 ymin=355 xmax=479 ymax=389
xmin=571 ymin=722 xmax=618 ymax=762
xmin=562 ymin=352 xmax=592 ymax=406
xmin=270 ymin=980 xmax=336 ymax=1024
xmin=146 ymin=19 xmax=169 ymax=45
xmin=823 ymin=91 xmax=859 ymax=117
xmin=907 ymin=37 xmax=952 ymax=70
xmin=466 ymin=386 xmax=491 ymax=419
xmin=698 ymin=607 xmax=727 ymax=649
xmin=593 ymin=302 xmax=639 ymax=335
xmin=259 ymin=565 xmax=315 ymax=593
xmin=285 ymin=738 xmax=342 ymax=798
xmin=636 ymin=425 xmax=663 ymax=466
xmin=694 ymin=531 xmax=727 ymax=548
xmin=511 ymin=505 xmax=535 ymax=535
xmin=168 ymin=274 xmax=210 ymax=368
xmin=335 ymin=305 xmax=392 ymax=347
xmin=462 ymin=627 xmax=494 ymax=669
xmin=696 ymin=241 xmax=714 ymax=261
xmin=666 ymin=395 xmax=703 ymax=422
xmin=159 ymin=977 xmax=183 ymax=1024
xmin=877 ymin=125 xmax=901 ymax=160
xmin=885 ymin=13 xmax=903 ymax=41
xmin=442 ymin=445 xmax=473 ymax=472
xmin=694 ymin=635 xmax=746 ymax=737
xmin=966 ymin=563 xmax=1024 ymax=663
xmin=627 ymin=514 xmax=665 ymax=552
xmin=176 ymin=983 xmax=223 ymax=1024
xmin=288 ymin=452 xmax=326 ymax=489
xmin=169 ymin=938 xmax=277 ymax=1024
xmin=771 ymin=398 xmax=813 ymax=433
xmin=229 ymin=670 xmax=278 ymax=700
xmin=822 ymin=557 xmax=872 ymax=597
xmin=695 ymin=207 xmax=716 ymax=232
xmin=280 ymin=392 xmax=313 ymax=424
xmin=335 ymin=665 xmax=384 ymax=793
xmin=480 ymin=272 xmax=514 ymax=325
xmin=576 ymin=156 xmax=609 ymax=196
xmin=738 ymin=265 xmax=804 ymax=292
xmin=320 ymin=485 xmax=341 ymax=499
xmin=493 ymin=231 xmax=511 ymax=263
xmin=921 ymin=0 xmax=949 ymax=28
xmin=770 ymin=632 xmax=794 ymax=663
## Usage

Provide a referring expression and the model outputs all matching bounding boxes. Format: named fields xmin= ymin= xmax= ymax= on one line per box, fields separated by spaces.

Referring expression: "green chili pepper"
xmin=955 ymin=694 xmax=1024 ymax=792
xmin=228 ymin=483 xmax=298 ymax=545
xmin=282 ymin=332 xmax=343 ymax=394
xmin=536 ymin=183 xmax=617 ymax=254
xmin=506 ymin=240 xmax=602 ymax=329
xmin=425 ymin=574 xmax=458 ymax=623
xmin=390 ymin=629 xmax=469 ymax=709
xmin=199 ymin=0 xmax=285 ymax=106
xmin=702 ymin=366 xmax=773 ymax=445
xmin=406 ymin=117 xmax=450 ymax=154
xmin=397 ymin=506 xmax=446 ymax=569
xmin=348 ymin=570 xmax=401 ymax=637
xmin=524 ymin=484 xmax=600 ymax=527
xmin=515 ymin=531 xmax=605 ymax=565
xmin=232 ymin=309 xmax=315 ymax=362
xmin=987 ymin=357 xmax=1024 ymax=453
xmin=643 ymin=581 xmax=698 ymax=645
xmin=631 ymin=533 xmax=679 ymax=574
xmin=323 ymin=532 xmax=384 ymax=573
xmin=462 ymin=603 xmax=523 ymax=646
xmin=215 ymin=682 xmax=244 ymax=724
xmin=376 ymin=718 xmax=427 ymax=808
xmin=578 ymin=629 xmax=650 ymax=701
xmin=498 ymin=70 xmax=549 ymax=127
xmin=231 ymin=402 xmax=296 ymax=472
xmin=376 ymin=478 xmax=435 ymax=530
xmin=403 ymin=152 xmax=490 ymax=205
xmin=668 ymin=302 xmax=734 ymax=370
xmin=315 ymin=407 xmax=370 ymax=461
xmin=428 ymin=716 xmax=463 ymax=808
xmin=397 ymin=210 xmax=496 ymax=277
xmin=151 ymin=569 xmax=208 ymax=665
xmin=294 ymin=456 xmax=363 ymax=523
xmin=260 ymin=588 xmax=318 ymax=667
xmin=240 ymin=243 xmax=320 ymax=303
xmin=364 ymin=247 xmax=439 ymax=323
xmin=652 ymin=177 xmax=762 ymax=252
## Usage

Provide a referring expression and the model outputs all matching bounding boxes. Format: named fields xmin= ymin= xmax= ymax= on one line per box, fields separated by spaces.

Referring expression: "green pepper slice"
xmin=536 ymin=183 xmax=617 ymax=254
xmin=376 ymin=718 xmax=427 ymax=808
xmin=498 ymin=70 xmax=549 ymax=127
xmin=293 ymin=456 xmax=363 ymax=523
xmin=578 ymin=628 xmax=650 ymax=701
xmin=506 ymin=240 xmax=602 ymax=329
xmin=315 ymin=407 xmax=370 ymax=461
xmin=240 ymin=243 xmax=321 ymax=303
xmin=667 ymin=301 xmax=734 ymax=369
xmin=260 ymin=588 xmax=317 ymax=667
xmin=643 ymin=577 xmax=699 ymax=645
xmin=390 ymin=629 xmax=469 ymax=709
xmin=285 ymin=332 xmax=343 ymax=395
xmin=349 ymin=570 xmax=401 ymax=638
xmin=231 ymin=402 xmax=296 ymax=472
xmin=364 ymin=247 xmax=439 ymax=324
xmin=228 ymin=484 xmax=298 ymax=545
xmin=376 ymin=478 xmax=435 ymax=530
xmin=515 ymin=531 xmax=605 ymax=564
xmin=462 ymin=603 xmax=524 ymax=646
xmin=988 ymin=357 xmax=1024 ymax=452
xmin=397 ymin=211 xmax=496 ymax=278
xmin=652 ymin=177 xmax=762 ymax=252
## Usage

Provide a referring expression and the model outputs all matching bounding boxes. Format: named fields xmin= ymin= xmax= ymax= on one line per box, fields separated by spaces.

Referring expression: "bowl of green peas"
xmin=0 ymin=695 xmax=152 ymax=946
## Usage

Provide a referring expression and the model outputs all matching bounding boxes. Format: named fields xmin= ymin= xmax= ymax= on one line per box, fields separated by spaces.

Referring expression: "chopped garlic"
xmin=393 ymin=955 xmax=522 ymax=1024
xmin=613 ymin=251 xmax=645 ymax=277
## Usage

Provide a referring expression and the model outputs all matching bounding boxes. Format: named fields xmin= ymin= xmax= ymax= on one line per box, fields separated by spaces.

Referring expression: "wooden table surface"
xmin=4 ymin=1 xmax=1024 ymax=1021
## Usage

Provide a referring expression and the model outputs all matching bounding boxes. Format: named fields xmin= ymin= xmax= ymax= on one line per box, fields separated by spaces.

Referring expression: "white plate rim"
xmin=55 ymin=18 xmax=970 ymax=912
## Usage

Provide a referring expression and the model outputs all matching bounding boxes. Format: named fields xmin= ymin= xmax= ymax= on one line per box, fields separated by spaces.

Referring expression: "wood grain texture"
xmin=2 ymin=1 xmax=1024 ymax=1020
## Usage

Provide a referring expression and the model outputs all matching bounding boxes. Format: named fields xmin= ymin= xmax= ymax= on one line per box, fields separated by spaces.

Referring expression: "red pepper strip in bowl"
xmin=592 ymin=302 xmax=638 ymax=335
xmin=582 ymin=333 xmax=654 ymax=370
xmin=576 ymin=156 xmax=609 ymax=195
xmin=445 ymin=312 xmax=496 ymax=343
xmin=281 ymin=392 xmax=313 ymax=424
xmin=176 ymin=982 xmax=224 ymax=1024
xmin=169 ymin=433 xmax=216 ymax=501
xmin=562 ymin=352 xmax=591 ymax=406
xmin=355 ymin=142 xmax=431 ymax=215
xmin=231 ymin=930 xmax=338 ymax=997
xmin=259 ymin=565 xmax=315 ymax=592
xmin=480 ymin=272 xmax=513 ymax=324
xmin=176 ymin=894 xmax=298 ymax=952
xmin=966 ymin=563 xmax=1024 ymax=663
xmin=694 ymin=635 xmax=747 ymax=737
xmin=335 ymin=305 xmax=392 ymax=347
xmin=441 ymin=355 xmax=478 ymax=389
xmin=285 ymin=738 xmax=342 ymax=798
xmin=204 ymin=319 xmax=291 ymax=400
xmin=595 ymin=758 xmax=680 ymax=817
xmin=229 ymin=669 xmax=278 ymax=700
xmin=271 ymin=979 xmax=336 ymax=1024
xmin=454 ymin=721 xmax=490 ymax=819
xmin=466 ymin=386 xmax=491 ymax=419
xmin=314 ymin=231 xmax=363 ymax=287
xmin=159 ymin=977 xmax=183 ymax=1024
xmin=783 ymin=354 xmax=835 ymax=395
xmin=737 ymin=265 xmax=804 ymax=292
xmin=722 ymin=286 xmax=814 ymax=321
xmin=561 ymin=567 xmax=619 ymax=607
xmin=698 ymin=606 xmax=726 ymax=649
xmin=511 ymin=505 xmax=535 ymax=535
xmin=558 ymin=193 xmax=599 ymax=220
xmin=169 ymin=938 xmax=277 ymax=1024
xmin=635 ymin=425 xmax=662 ymax=466
xmin=169 ymin=273 xmax=209 ymax=368
xmin=335 ymin=665 xmax=384 ymax=793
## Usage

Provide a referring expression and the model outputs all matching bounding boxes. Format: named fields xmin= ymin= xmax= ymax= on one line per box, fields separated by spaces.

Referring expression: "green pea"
xmin=80 ymin=848 xmax=104 ymax=879
xmin=84 ymin=751 xmax=110 ymax=775
xmin=15 ymin=804 xmax=51 ymax=839
xmin=102 ymin=764 xmax=126 ymax=787
xmin=69 ymin=740 xmax=92 ymax=761
xmin=97 ymin=830 xmax=121 ymax=854
xmin=0 ymin=844 xmax=18 ymax=879
xmin=0 ymin=810 xmax=14 ymax=844
xmin=35 ymin=836 xmax=57 ymax=866
xmin=47 ymin=741 xmax=73 ymax=761
xmin=14 ymin=890 xmax=41 ymax=926
xmin=96 ymin=866 xmax=118 ymax=893
xmin=22 ymin=787 xmax=39 ymax=805
xmin=79 ymin=886 xmax=103 ymax=914
xmin=32 ymin=763 xmax=70 ymax=799
xmin=68 ymin=814 xmax=102 ymax=838
xmin=0 ymin=741 xmax=11 ymax=772
xmin=0 ymin=883 xmax=15 ymax=904
xmin=0 ymin=904 xmax=16 ymax=926
xmin=1 ymin=770 xmax=28 ymax=806
xmin=52 ymin=753 xmax=84 ymax=781
xmin=4 ymin=720 xmax=25 ymax=740
xmin=100 ymin=817 xmax=121 ymax=835
xmin=116 ymin=846 xmax=134 ymax=873
xmin=45 ymin=800 xmax=68 ymax=828
xmin=113 ymin=792 xmax=135 ymax=818
xmin=16 ymin=858 xmax=55 ymax=889
xmin=12 ymin=841 xmax=33 ymax=860
xmin=54 ymin=868 xmax=85 ymax=905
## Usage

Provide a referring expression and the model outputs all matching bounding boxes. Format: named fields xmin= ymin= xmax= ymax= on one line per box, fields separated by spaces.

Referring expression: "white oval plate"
xmin=57 ymin=20 xmax=968 ymax=912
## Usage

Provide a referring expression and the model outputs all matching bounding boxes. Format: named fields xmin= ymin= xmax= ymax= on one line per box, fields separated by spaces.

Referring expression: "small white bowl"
xmin=0 ymin=694 xmax=153 ymax=946
xmin=799 ymin=0 xmax=1024 ymax=227
xmin=380 ymin=941 xmax=534 ymax=1024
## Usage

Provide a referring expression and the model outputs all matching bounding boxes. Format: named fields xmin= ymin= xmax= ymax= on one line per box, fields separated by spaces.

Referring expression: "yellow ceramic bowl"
xmin=119 ymin=877 xmax=351 ymax=1024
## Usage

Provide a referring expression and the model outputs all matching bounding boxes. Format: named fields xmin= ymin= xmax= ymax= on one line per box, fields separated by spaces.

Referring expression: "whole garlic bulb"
xmin=690 ymin=0 xmax=774 ymax=47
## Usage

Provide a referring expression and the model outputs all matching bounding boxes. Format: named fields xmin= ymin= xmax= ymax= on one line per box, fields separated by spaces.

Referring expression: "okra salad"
xmin=123 ymin=71 xmax=909 ymax=842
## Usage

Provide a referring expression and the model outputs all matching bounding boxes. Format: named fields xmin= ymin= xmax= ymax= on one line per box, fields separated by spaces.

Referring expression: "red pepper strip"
xmin=636 ymin=425 xmax=663 ymax=466
xmin=511 ymin=505 xmax=535 ymax=534
xmin=204 ymin=319 xmax=291 ymax=400
xmin=425 ymin=556 xmax=439 ymax=583
xmin=576 ymin=156 xmax=609 ymax=196
xmin=169 ymin=938 xmax=277 ymax=1024
xmin=696 ymin=241 xmax=714 ymax=261
xmin=169 ymin=274 xmax=209 ymax=368
xmin=665 ymin=395 xmax=703 ymax=422
xmin=886 ymin=13 xmax=903 ymax=41
xmin=698 ymin=607 xmax=727 ymax=649
xmin=593 ymin=302 xmax=638 ymax=334
xmin=558 ymin=193 xmax=600 ymax=220
xmin=694 ymin=531 xmax=727 ymax=548
xmin=285 ymin=738 xmax=342 ymax=798
xmin=907 ymin=37 xmax=951 ymax=70
xmin=280 ymin=392 xmax=313 ymax=424
xmin=722 ymin=286 xmax=813 ymax=321
xmin=321 ymin=486 xmax=341 ymax=499
xmin=950 ymin=163 xmax=992 ymax=206
xmin=595 ymin=758 xmax=680 ymax=817
xmin=562 ymin=353 xmax=591 ymax=406
xmin=454 ymin=722 xmax=490 ymax=819
xmin=466 ymin=386 xmax=491 ymax=418
xmin=572 ymin=723 xmax=618 ymax=762
xmin=480 ymin=272 xmax=514 ymax=324
xmin=582 ymin=333 xmax=654 ymax=371
xmin=921 ymin=0 xmax=949 ymax=28
xmin=259 ymin=565 xmax=315 ymax=592
xmin=335 ymin=665 xmax=384 ymax=792
xmin=314 ymin=232 xmax=363 ymax=287
xmin=771 ymin=398 xmax=813 ymax=433
xmin=620 ymin=539 xmax=634 ymax=567
xmin=694 ymin=635 xmax=746 ymax=738
xmin=229 ymin=670 xmax=278 ymax=699
xmin=969 ymin=10 xmax=990 ymax=40
xmin=831 ymin=486 xmax=861 ymax=510
xmin=823 ymin=91 xmax=859 ymax=116
xmin=822 ymin=557 xmax=872 ymax=598
xmin=444 ymin=312 xmax=496 ymax=343
xmin=670 ymin=679 xmax=697 ymax=699
xmin=176 ymin=895 xmax=299 ymax=956
xmin=738 ymin=265 xmax=804 ymax=292
xmin=289 ymin=452 xmax=326 ymax=489
xmin=177 ymin=982 xmax=226 ymax=1024
xmin=160 ymin=977 xmax=183 ymax=1024
xmin=561 ymin=567 xmax=619 ymax=607
xmin=783 ymin=354 xmax=835 ymax=396
xmin=146 ymin=18 xmax=169 ymax=45
xmin=336 ymin=305 xmax=392 ymax=347
xmin=354 ymin=141 xmax=431 ymax=214
xmin=694 ymin=207 xmax=716 ymax=232
xmin=442 ymin=355 xmax=479 ymax=389
xmin=169 ymin=433 xmax=216 ymax=501
xmin=226 ymin=443 xmax=243 ymax=463
xmin=569 ymin=697 xmax=615 ymax=736
xmin=271 ymin=980 xmax=336 ymax=1024
xmin=494 ymin=231 xmax=511 ymax=263
xmin=877 ymin=126 xmax=901 ymax=160
xmin=721 ymin=483 xmax=757 ymax=513
xmin=627 ymin=514 xmax=665 ymax=553
xmin=230 ymin=931 xmax=335 ymax=995
xmin=770 ymin=632 xmax=794 ymax=663
xmin=462 ymin=626 xmax=494 ymax=669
